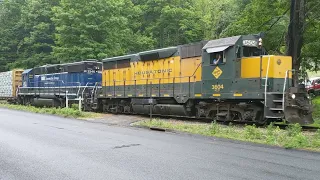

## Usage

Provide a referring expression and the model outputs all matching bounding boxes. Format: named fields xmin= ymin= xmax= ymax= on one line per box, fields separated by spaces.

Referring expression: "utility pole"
xmin=286 ymin=0 xmax=306 ymax=87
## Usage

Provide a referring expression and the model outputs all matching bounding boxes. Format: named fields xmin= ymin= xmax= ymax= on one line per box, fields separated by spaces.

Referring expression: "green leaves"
xmin=52 ymin=0 xmax=153 ymax=62
xmin=0 ymin=0 xmax=318 ymax=73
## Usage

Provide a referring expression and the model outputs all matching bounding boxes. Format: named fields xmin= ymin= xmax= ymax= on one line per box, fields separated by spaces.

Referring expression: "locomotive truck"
xmin=8 ymin=34 xmax=314 ymax=125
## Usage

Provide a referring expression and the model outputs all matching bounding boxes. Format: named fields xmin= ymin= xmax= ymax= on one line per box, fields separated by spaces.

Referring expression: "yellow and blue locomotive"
xmin=90 ymin=34 xmax=313 ymax=125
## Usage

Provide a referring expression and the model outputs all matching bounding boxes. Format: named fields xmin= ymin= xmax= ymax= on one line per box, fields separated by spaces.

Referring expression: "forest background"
xmin=0 ymin=0 xmax=319 ymax=78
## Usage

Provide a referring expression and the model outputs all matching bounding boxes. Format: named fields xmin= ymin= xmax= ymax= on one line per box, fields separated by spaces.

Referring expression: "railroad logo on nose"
xmin=212 ymin=67 xmax=222 ymax=79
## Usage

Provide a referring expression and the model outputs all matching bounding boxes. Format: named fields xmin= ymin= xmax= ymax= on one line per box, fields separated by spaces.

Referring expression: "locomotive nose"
xmin=284 ymin=86 xmax=314 ymax=125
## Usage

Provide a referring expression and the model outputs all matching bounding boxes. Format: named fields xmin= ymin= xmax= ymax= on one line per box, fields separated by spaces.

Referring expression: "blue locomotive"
xmin=17 ymin=60 xmax=102 ymax=108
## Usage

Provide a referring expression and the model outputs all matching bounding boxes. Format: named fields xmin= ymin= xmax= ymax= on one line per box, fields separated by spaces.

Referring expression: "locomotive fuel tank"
xmin=32 ymin=98 xmax=61 ymax=108
xmin=132 ymin=104 xmax=191 ymax=117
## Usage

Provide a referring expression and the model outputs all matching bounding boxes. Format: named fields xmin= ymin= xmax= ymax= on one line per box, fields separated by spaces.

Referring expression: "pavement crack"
xmin=44 ymin=125 xmax=65 ymax=130
xmin=113 ymin=144 xmax=140 ymax=149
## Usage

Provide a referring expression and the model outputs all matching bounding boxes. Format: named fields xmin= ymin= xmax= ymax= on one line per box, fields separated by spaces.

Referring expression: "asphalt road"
xmin=0 ymin=108 xmax=319 ymax=180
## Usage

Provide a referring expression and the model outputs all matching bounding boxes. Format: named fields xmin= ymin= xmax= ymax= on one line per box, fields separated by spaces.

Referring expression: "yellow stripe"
xmin=212 ymin=94 xmax=221 ymax=97
xmin=108 ymin=95 xmax=112 ymax=97
xmin=164 ymin=94 xmax=170 ymax=97
xmin=195 ymin=94 xmax=202 ymax=97
xmin=152 ymin=94 xmax=156 ymax=97
xmin=234 ymin=93 xmax=243 ymax=97
xmin=117 ymin=95 xmax=122 ymax=97
xmin=139 ymin=94 xmax=144 ymax=97
xmin=127 ymin=94 xmax=133 ymax=97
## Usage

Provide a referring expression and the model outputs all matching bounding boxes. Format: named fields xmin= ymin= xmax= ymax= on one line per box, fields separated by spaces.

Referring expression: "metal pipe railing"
xmin=264 ymin=56 xmax=271 ymax=107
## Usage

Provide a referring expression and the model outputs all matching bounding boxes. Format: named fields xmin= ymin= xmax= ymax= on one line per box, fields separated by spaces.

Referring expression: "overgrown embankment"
xmin=133 ymin=97 xmax=320 ymax=151
xmin=0 ymin=103 xmax=99 ymax=119
xmin=134 ymin=120 xmax=320 ymax=151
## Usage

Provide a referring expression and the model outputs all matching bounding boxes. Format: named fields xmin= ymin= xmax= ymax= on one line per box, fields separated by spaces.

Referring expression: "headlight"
xmin=291 ymin=94 xmax=296 ymax=99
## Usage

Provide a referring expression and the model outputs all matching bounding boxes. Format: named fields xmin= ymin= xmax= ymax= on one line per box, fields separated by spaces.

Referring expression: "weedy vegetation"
xmin=134 ymin=120 xmax=320 ymax=151
xmin=0 ymin=102 xmax=99 ymax=119
xmin=134 ymin=97 xmax=320 ymax=151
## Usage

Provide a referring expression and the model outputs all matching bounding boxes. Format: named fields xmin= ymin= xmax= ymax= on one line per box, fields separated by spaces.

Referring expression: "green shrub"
xmin=284 ymin=134 xmax=309 ymax=149
xmin=0 ymin=103 xmax=97 ymax=119
xmin=286 ymin=123 xmax=302 ymax=137
xmin=209 ymin=121 xmax=220 ymax=135
xmin=244 ymin=124 xmax=263 ymax=140
xmin=134 ymin=119 xmax=320 ymax=151
xmin=71 ymin=104 xmax=79 ymax=110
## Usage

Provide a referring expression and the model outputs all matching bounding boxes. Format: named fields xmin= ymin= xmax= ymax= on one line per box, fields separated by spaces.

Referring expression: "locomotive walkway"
xmin=0 ymin=108 xmax=319 ymax=180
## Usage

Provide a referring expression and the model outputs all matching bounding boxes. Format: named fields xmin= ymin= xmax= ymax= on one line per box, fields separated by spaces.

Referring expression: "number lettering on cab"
xmin=212 ymin=84 xmax=224 ymax=92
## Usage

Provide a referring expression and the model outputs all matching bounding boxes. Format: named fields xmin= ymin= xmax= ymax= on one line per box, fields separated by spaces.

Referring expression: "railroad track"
xmin=117 ymin=112 xmax=320 ymax=131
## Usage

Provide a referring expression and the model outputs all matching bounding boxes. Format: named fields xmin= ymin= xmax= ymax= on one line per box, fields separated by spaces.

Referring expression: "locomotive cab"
xmin=201 ymin=34 xmax=313 ymax=125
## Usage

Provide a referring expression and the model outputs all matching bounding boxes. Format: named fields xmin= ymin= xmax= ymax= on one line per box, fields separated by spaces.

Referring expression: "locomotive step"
xmin=273 ymin=100 xmax=283 ymax=103
xmin=266 ymin=92 xmax=283 ymax=95
xmin=269 ymin=108 xmax=284 ymax=111
xmin=265 ymin=116 xmax=283 ymax=119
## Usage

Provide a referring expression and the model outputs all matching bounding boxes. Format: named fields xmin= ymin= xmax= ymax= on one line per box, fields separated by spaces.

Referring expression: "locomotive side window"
xmin=236 ymin=46 xmax=241 ymax=58
xmin=243 ymin=47 xmax=261 ymax=57
xmin=210 ymin=51 xmax=225 ymax=65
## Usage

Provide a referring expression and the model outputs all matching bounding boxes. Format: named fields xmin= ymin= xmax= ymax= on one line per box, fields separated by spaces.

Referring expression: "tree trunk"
xmin=286 ymin=0 xmax=305 ymax=87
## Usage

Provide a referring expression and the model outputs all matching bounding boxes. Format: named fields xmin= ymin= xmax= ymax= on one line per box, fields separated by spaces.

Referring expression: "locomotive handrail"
xmin=264 ymin=55 xmax=271 ymax=107
xmin=282 ymin=70 xmax=294 ymax=111
xmin=81 ymin=82 xmax=92 ymax=98
xmin=74 ymin=82 xmax=82 ymax=97
xmin=102 ymin=75 xmax=197 ymax=84
xmin=93 ymin=82 xmax=101 ymax=98
xmin=191 ymin=62 xmax=202 ymax=77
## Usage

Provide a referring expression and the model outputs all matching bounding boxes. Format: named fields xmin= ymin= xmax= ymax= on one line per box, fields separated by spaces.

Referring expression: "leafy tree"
xmin=299 ymin=0 xmax=320 ymax=73
xmin=51 ymin=0 xmax=153 ymax=62
xmin=8 ymin=0 xmax=59 ymax=69
xmin=134 ymin=0 xmax=205 ymax=48
xmin=222 ymin=0 xmax=290 ymax=54
xmin=0 ymin=0 xmax=318 ymax=76
xmin=0 ymin=0 xmax=26 ymax=71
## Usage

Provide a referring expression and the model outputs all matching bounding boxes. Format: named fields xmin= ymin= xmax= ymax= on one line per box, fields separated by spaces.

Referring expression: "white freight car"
xmin=0 ymin=69 xmax=23 ymax=99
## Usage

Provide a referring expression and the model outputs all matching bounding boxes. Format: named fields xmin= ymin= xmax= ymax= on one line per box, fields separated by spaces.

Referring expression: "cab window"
xmin=210 ymin=51 xmax=225 ymax=65
xmin=243 ymin=47 xmax=261 ymax=57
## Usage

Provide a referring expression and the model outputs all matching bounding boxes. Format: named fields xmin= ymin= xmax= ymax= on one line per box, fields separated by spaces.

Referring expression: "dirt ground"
xmin=82 ymin=113 xmax=151 ymax=127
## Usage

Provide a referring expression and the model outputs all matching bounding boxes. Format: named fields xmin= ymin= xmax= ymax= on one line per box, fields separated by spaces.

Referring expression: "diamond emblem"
xmin=212 ymin=66 xmax=223 ymax=79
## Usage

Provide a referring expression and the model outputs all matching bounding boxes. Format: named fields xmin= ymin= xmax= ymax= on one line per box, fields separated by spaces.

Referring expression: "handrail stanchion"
xmin=66 ymin=90 xmax=69 ymax=108
xmin=282 ymin=70 xmax=294 ymax=111
xmin=78 ymin=96 xmax=82 ymax=111
xmin=264 ymin=56 xmax=271 ymax=107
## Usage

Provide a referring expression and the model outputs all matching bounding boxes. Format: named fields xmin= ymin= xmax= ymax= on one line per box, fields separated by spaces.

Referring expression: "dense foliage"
xmin=0 ymin=0 xmax=319 ymax=73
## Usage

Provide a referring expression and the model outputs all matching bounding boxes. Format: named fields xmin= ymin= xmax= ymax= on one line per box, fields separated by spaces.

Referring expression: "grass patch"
xmin=312 ymin=97 xmax=320 ymax=126
xmin=0 ymin=103 xmax=100 ymax=119
xmin=134 ymin=119 xmax=320 ymax=151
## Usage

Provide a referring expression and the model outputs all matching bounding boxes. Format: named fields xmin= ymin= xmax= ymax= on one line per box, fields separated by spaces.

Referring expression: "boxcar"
xmin=0 ymin=69 xmax=23 ymax=103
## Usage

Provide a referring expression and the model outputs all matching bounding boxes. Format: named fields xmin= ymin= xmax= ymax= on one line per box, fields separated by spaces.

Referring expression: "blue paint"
xmin=22 ymin=72 xmax=101 ymax=88
xmin=22 ymin=61 xmax=102 ymax=88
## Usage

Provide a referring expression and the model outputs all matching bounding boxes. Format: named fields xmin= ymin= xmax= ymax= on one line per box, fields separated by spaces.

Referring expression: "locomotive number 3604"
xmin=212 ymin=84 xmax=224 ymax=92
